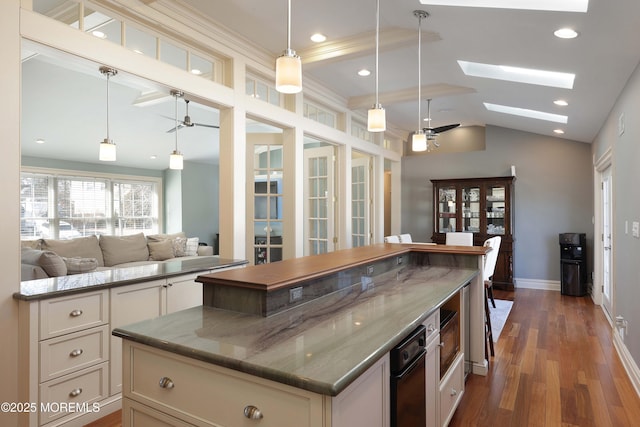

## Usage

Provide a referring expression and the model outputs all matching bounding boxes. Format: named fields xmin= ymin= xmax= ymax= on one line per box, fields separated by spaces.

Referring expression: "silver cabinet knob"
xmin=69 ymin=348 xmax=84 ymax=357
xmin=244 ymin=405 xmax=263 ymax=420
xmin=159 ymin=377 xmax=175 ymax=389
xmin=427 ymin=324 xmax=436 ymax=333
xmin=69 ymin=309 xmax=83 ymax=317
xmin=69 ymin=388 xmax=82 ymax=397
xmin=450 ymin=388 xmax=458 ymax=396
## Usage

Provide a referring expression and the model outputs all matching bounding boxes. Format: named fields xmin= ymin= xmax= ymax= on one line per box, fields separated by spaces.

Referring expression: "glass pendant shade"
xmin=276 ymin=51 xmax=302 ymax=94
xmin=367 ymin=105 xmax=386 ymax=132
xmin=169 ymin=150 xmax=184 ymax=170
xmin=99 ymin=138 xmax=116 ymax=161
xmin=412 ymin=132 xmax=427 ymax=152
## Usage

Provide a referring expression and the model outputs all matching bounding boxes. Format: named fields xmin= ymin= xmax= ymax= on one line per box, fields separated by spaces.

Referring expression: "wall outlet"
xmin=289 ymin=286 xmax=303 ymax=303
xmin=367 ymin=265 xmax=374 ymax=276
xmin=397 ymin=256 xmax=403 ymax=265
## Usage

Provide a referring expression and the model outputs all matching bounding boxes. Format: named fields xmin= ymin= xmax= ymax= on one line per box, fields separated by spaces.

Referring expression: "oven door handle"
xmin=392 ymin=349 xmax=426 ymax=379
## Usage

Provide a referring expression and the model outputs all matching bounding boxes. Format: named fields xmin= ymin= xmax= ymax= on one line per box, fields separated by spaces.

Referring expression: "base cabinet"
xmin=18 ymin=266 xmax=242 ymax=427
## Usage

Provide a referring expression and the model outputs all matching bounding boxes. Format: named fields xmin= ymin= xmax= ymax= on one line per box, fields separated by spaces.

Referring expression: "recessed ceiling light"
xmin=191 ymin=69 xmax=202 ymax=75
xmin=35 ymin=138 xmax=45 ymax=144
xmin=484 ymin=102 xmax=568 ymax=123
xmin=554 ymin=99 xmax=569 ymax=106
xmin=458 ymin=60 xmax=575 ymax=89
xmin=554 ymin=28 xmax=579 ymax=39
xmin=358 ymin=69 xmax=371 ymax=77
xmin=554 ymin=129 xmax=565 ymax=134
xmin=150 ymin=155 xmax=157 ymax=159
xmin=92 ymin=30 xmax=106 ymax=39
xmin=310 ymin=33 xmax=327 ymax=43
xmin=418 ymin=0 xmax=588 ymax=13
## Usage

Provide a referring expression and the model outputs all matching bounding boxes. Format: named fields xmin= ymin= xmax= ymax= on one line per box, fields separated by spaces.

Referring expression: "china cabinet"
xmin=431 ymin=176 xmax=515 ymax=290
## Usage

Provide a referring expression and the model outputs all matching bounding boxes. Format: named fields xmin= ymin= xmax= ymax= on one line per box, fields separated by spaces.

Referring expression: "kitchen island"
xmin=114 ymin=243 xmax=489 ymax=426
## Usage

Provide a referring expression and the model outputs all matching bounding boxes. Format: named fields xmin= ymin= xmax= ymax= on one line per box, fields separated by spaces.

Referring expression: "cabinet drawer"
xmin=423 ymin=310 xmax=440 ymax=344
xmin=40 ymin=290 xmax=108 ymax=340
xmin=39 ymin=361 xmax=109 ymax=425
xmin=439 ymin=353 xmax=464 ymax=427
xmin=125 ymin=342 xmax=323 ymax=427
xmin=40 ymin=325 xmax=109 ymax=382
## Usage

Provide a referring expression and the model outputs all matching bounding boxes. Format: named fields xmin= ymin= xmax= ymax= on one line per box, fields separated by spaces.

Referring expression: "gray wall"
xmin=592 ymin=61 xmax=640 ymax=368
xmin=401 ymin=125 xmax=593 ymax=282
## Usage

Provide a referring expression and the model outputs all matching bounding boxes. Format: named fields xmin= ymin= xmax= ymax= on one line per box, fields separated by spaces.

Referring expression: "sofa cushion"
xmin=21 ymin=247 xmax=67 ymax=277
xmin=21 ymin=239 xmax=42 ymax=250
xmin=42 ymin=235 xmax=104 ymax=267
xmin=147 ymin=232 xmax=187 ymax=243
xmin=148 ymin=240 xmax=175 ymax=261
xmin=62 ymin=257 xmax=99 ymax=274
xmin=99 ymin=233 xmax=150 ymax=267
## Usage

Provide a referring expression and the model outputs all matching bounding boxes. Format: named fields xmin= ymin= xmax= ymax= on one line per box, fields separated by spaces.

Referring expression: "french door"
xmin=601 ymin=165 xmax=613 ymax=319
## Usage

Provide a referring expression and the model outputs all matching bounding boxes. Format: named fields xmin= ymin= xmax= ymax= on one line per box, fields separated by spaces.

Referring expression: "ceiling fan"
xmin=423 ymin=98 xmax=459 ymax=147
xmin=163 ymin=97 xmax=219 ymax=133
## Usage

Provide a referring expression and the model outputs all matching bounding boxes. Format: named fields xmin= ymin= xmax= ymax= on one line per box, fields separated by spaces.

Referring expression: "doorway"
xmin=594 ymin=149 xmax=613 ymax=322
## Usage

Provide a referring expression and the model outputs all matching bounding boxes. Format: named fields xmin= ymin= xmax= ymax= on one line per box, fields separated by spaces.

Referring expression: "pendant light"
xmin=411 ymin=11 xmax=429 ymax=152
xmin=98 ymin=66 xmax=117 ymax=161
xmin=169 ymin=90 xmax=184 ymax=170
xmin=275 ymin=0 xmax=302 ymax=94
xmin=367 ymin=0 xmax=386 ymax=132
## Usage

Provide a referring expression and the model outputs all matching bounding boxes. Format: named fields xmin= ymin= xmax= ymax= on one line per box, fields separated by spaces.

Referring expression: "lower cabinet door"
xmin=439 ymin=353 xmax=464 ymax=427
xmin=123 ymin=398 xmax=194 ymax=427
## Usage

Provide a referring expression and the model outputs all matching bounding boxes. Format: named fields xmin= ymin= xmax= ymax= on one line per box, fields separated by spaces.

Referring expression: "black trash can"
xmin=559 ymin=233 xmax=587 ymax=296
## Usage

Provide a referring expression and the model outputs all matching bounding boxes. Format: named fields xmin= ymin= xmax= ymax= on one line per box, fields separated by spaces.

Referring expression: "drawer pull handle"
xmin=439 ymin=342 xmax=445 ymax=348
xmin=69 ymin=388 xmax=82 ymax=398
xmin=427 ymin=324 xmax=436 ymax=333
xmin=159 ymin=377 xmax=175 ymax=389
xmin=244 ymin=405 xmax=263 ymax=420
xmin=69 ymin=309 xmax=83 ymax=317
xmin=450 ymin=388 xmax=458 ymax=396
xmin=69 ymin=348 xmax=84 ymax=357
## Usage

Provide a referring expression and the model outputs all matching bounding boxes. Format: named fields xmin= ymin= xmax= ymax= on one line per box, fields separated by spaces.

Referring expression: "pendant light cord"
xmin=105 ymin=72 xmax=110 ymax=141
xmin=375 ymin=0 xmax=380 ymax=106
xmin=287 ymin=0 xmax=292 ymax=51
xmin=174 ymin=93 xmax=179 ymax=151
xmin=417 ymin=13 xmax=422 ymax=132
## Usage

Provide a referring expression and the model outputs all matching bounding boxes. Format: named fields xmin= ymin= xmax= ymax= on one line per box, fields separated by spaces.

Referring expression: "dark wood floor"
xmin=87 ymin=288 xmax=640 ymax=427
xmin=450 ymin=288 xmax=640 ymax=427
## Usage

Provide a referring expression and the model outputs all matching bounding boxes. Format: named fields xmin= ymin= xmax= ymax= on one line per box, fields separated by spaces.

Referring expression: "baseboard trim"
xmin=613 ymin=331 xmax=640 ymax=398
xmin=514 ymin=278 xmax=561 ymax=291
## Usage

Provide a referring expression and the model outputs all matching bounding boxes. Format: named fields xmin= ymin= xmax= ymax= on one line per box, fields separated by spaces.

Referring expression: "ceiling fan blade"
xmin=193 ymin=123 xmax=220 ymax=129
xmin=166 ymin=123 xmax=186 ymax=133
xmin=432 ymin=123 xmax=460 ymax=134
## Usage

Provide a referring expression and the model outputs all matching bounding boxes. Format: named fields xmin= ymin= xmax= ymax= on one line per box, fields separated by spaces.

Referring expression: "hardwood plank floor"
xmin=450 ymin=288 xmax=640 ymax=427
xmin=87 ymin=289 xmax=640 ymax=427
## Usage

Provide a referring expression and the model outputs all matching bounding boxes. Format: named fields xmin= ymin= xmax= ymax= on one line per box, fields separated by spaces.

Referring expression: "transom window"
xmin=20 ymin=170 xmax=160 ymax=240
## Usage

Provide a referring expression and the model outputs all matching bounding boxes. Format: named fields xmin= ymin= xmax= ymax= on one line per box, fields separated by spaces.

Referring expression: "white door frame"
xmin=593 ymin=148 xmax=614 ymax=323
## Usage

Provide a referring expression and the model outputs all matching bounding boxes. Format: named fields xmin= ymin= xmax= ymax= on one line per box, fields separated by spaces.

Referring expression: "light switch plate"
xmin=632 ymin=221 xmax=640 ymax=238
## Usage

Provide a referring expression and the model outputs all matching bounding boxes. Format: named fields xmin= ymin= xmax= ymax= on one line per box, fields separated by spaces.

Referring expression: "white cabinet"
xmin=439 ymin=353 xmax=464 ymax=427
xmin=110 ymin=279 xmax=166 ymax=395
xmin=121 ymin=341 xmax=392 ymax=427
xmin=165 ymin=273 xmax=203 ymax=314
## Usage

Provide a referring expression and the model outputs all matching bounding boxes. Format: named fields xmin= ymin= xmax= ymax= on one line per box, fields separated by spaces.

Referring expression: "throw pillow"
xmin=42 ymin=235 xmax=104 ymax=266
xmin=185 ymin=237 xmax=199 ymax=256
xmin=62 ymin=257 xmax=99 ymax=274
xmin=172 ymin=237 xmax=188 ymax=257
xmin=99 ymin=233 xmax=150 ymax=267
xmin=148 ymin=240 xmax=175 ymax=261
xmin=21 ymin=247 xmax=67 ymax=277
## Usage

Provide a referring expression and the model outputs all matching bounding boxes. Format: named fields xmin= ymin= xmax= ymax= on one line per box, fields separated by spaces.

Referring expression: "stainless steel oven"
xmin=390 ymin=325 xmax=426 ymax=427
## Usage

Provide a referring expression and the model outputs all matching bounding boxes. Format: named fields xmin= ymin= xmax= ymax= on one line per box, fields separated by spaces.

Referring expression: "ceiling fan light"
xmin=276 ymin=51 xmax=302 ymax=94
xmin=169 ymin=150 xmax=184 ymax=170
xmin=99 ymin=139 xmax=117 ymax=161
xmin=368 ymin=105 xmax=386 ymax=132
xmin=412 ymin=131 xmax=427 ymax=152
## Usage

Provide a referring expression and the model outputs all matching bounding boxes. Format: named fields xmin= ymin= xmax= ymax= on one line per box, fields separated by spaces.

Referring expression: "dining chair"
xmin=482 ymin=236 xmax=502 ymax=358
xmin=398 ymin=233 xmax=413 ymax=243
xmin=445 ymin=232 xmax=473 ymax=246
xmin=384 ymin=235 xmax=400 ymax=243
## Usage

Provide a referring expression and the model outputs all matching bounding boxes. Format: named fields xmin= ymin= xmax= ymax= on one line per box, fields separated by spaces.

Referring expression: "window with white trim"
xmin=20 ymin=170 xmax=160 ymax=240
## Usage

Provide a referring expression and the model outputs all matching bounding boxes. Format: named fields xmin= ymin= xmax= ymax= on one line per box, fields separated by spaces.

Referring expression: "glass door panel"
xmin=462 ymin=186 xmax=480 ymax=233
xmin=486 ymin=185 xmax=506 ymax=234
xmin=303 ymin=143 xmax=335 ymax=255
xmin=438 ymin=186 xmax=456 ymax=232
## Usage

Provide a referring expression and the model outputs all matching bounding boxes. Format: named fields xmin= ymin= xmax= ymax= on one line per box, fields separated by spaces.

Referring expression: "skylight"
xmin=458 ymin=61 xmax=575 ymax=89
xmin=484 ymin=103 xmax=568 ymax=123
xmin=418 ymin=0 xmax=588 ymax=13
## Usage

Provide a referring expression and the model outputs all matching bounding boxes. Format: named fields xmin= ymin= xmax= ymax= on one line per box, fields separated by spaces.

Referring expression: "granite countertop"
xmin=113 ymin=264 xmax=478 ymax=396
xmin=15 ymin=256 xmax=248 ymax=301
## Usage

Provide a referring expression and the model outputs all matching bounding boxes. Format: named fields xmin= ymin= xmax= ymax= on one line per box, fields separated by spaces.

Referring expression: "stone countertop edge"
xmin=113 ymin=266 xmax=478 ymax=396
xmin=14 ymin=257 xmax=248 ymax=301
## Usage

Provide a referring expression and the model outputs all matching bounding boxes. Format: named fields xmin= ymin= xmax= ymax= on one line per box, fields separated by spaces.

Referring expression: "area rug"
xmin=490 ymin=299 xmax=513 ymax=342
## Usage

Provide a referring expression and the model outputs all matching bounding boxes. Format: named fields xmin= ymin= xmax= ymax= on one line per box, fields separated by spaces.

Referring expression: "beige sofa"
xmin=21 ymin=232 xmax=213 ymax=281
